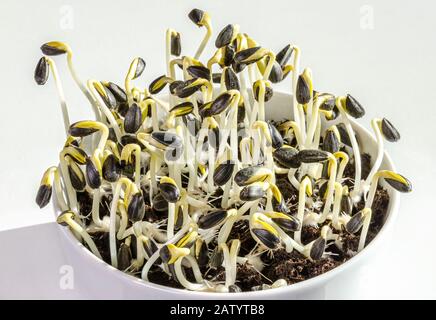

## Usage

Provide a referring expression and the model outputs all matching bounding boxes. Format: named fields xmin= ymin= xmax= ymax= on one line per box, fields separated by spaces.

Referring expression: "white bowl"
xmin=54 ymin=91 xmax=399 ymax=299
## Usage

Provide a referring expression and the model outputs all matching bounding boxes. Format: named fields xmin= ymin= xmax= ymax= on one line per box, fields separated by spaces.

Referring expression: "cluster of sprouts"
xmin=35 ymin=8 xmax=411 ymax=292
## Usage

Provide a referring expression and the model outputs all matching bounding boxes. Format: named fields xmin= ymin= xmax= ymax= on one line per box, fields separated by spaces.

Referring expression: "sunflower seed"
xmin=268 ymin=122 xmax=283 ymax=149
xmin=35 ymin=184 xmax=52 ymax=209
xmin=213 ymin=160 xmax=235 ymax=186
xmin=149 ymin=75 xmax=172 ymax=94
xmin=151 ymin=131 xmax=183 ymax=150
xmin=171 ymin=32 xmax=181 ymax=56
xmin=224 ymin=68 xmax=240 ymax=90
xmin=310 ymin=237 xmax=326 ymax=260
xmin=158 ymin=179 xmax=180 ymax=203
xmin=273 ymin=146 xmax=300 ymax=168
xmin=215 ymin=24 xmax=237 ymax=48
xmin=132 ymin=57 xmax=146 ymax=79
xmin=240 ymin=184 xmax=266 ymax=201
xmin=344 ymin=94 xmax=365 ymax=118
xmin=234 ymin=166 xmax=271 ymax=186
xmin=198 ymin=210 xmax=227 ymax=229
xmin=124 ymin=103 xmax=142 ymax=133
xmin=252 ymin=228 xmax=280 ymax=249
xmin=102 ymin=154 xmax=121 ymax=182
xmin=34 ymin=57 xmax=49 ymax=85
xmin=117 ymin=243 xmax=132 ymax=271
xmin=40 ymin=42 xmax=68 ymax=55
xmin=188 ymin=8 xmax=205 ymax=26
xmin=169 ymin=101 xmax=194 ymax=117
xmin=153 ymin=193 xmax=168 ymax=212
xmin=297 ymin=149 xmax=329 ymax=163
xmin=68 ymin=161 xmax=86 ymax=191
xmin=345 ymin=210 xmax=365 ymax=234
xmin=322 ymin=129 xmax=340 ymax=153
xmin=381 ymin=118 xmax=400 ymax=142
xmin=268 ymin=61 xmax=284 ymax=83
xmin=85 ymin=157 xmax=101 ymax=189
xmin=104 ymin=82 xmax=127 ymax=103
xmin=276 ymin=44 xmax=293 ymax=67
xmin=187 ymin=65 xmax=211 ymax=81
xmin=127 ymin=193 xmax=145 ymax=222
xmin=296 ymin=75 xmax=310 ymax=104
xmin=272 ymin=214 xmax=301 ymax=232
xmin=385 ymin=175 xmax=412 ymax=193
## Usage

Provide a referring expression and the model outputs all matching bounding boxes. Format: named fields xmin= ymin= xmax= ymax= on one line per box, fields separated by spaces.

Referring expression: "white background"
xmin=0 ymin=0 xmax=434 ymax=299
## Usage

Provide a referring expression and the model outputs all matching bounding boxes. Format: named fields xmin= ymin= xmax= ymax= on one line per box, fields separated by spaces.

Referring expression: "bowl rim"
xmin=55 ymin=91 xmax=400 ymax=298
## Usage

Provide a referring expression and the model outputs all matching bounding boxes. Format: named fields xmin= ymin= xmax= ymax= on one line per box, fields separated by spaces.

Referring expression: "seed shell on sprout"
xmin=296 ymin=75 xmax=310 ymax=104
xmin=276 ymin=44 xmax=293 ymax=67
xmin=35 ymin=184 xmax=52 ymax=209
xmin=310 ymin=237 xmax=326 ymax=261
xmin=187 ymin=65 xmax=211 ymax=81
xmin=40 ymin=42 xmax=67 ymax=55
xmin=239 ymin=184 xmax=266 ymax=201
xmin=152 ymin=193 xmax=169 ymax=212
xmin=381 ymin=118 xmax=401 ymax=142
xmin=158 ymin=180 xmax=180 ymax=203
xmin=234 ymin=166 xmax=270 ymax=186
xmin=273 ymin=146 xmax=300 ymax=168
xmin=170 ymin=32 xmax=181 ymax=56
xmin=336 ymin=123 xmax=352 ymax=147
xmin=215 ymin=24 xmax=236 ymax=48
xmin=344 ymin=94 xmax=365 ymax=118
xmin=206 ymin=92 xmax=233 ymax=117
xmin=197 ymin=210 xmax=227 ymax=229
xmin=99 ymin=85 xmax=117 ymax=109
xmin=319 ymin=95 xmax=336 ymax=111
xmin=68 ymin=162 xmax=86 ymax=191
xmin=268 ymin=122 xmax=283 ymax=149
xmin=102 ymin=154 xmax=121 ymax=182
xmin=272 ymin=214 xmax=301 ymax=232
xmin=127 ymin=193 xmax=145 ymax=222
xmin=252 ymin=228 xmax=280 ymax=250
xmin=85 ymin=158 xmax=101 ymax=189
xmin=133 ymin=57 xmax=146 ymax=79
xmin=341 ymin=195 xmax=353 ymax=216
xmin=297 ymin=149 xmax=329 ymax=163
xmin=322 ymin=129 xmax=340 ymax=153
xmin=151 ymin=131 xmax=183 ymax=150
xmin=345 ymin=210 xmax=365 ymax=234
xmin=69 ymin=122 xmax=99 ymax=137
xmin=104 ymin=82 xmax=127 ymax=103
xmin=124 ymin=103 xmax=142 ymax=134
xmin=117 ymin=243 xmax=132 ymax=271
xmin=224 ymin=68 xmax=240 ymax=90
xmin=34 ymin=57 xmax=49 ymax=85
xmin=234 ymin=46 xmax=263 ymax=65
xmin=221 ymin=44 xmax=235 ymax=67
xmin=213 ymin=160 xmax=235 ymax=186
xmin=385 ymin=175 xmax=412 ymax=193
xmin=210 ymin=247 xmax=224 ymax=268
xmin=195 ymin=240 xmax=209 ymax=267
xmin=188 ymin=8 xmax=205 ymax=26
xmin=268 ymin=61 xmax=284 ymax=83
xmin=173 ymin=79 xmax=203 ymax=98
xmin=169 ymin=101 xmax=194 ymax=117
xmin=253 ymin=81 xmax=273 ymax=102
xmin=149 ymin=75 xmax=172 ymax=94
xmin=169 ymin=80 xmax=184 ymax=94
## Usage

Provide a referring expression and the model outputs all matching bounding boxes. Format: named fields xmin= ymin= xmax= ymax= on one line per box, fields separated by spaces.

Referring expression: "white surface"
xmin=0 ymin=0 xmax=434 ymax=298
